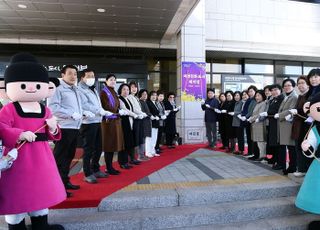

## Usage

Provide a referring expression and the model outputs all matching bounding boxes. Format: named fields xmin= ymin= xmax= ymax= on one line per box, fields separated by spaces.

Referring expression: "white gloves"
xmin=150 ymin=115 xmax=156 ymax=120
xmin=137 ymin=114 xmax=144 ymax=119
xmin=255 ymin=118 xmax=259 ymax=123
xmin=119 ymin=109 xmax=128 ymax=116
xmin=301 ymin=140 xmax=311 ymax=152
xmin=240 ymin=116 xmax=247 ymax=121
xmin=0 ymin=148 xmax=18 ymax=172
xmin=289 ymin=109 xmax=297 ymax=115
xmin=83 ymin=110 xmax=95 ymax=118
xmin=285 ymin=114 xmax=293 ymax=121
xmin=221 ymin=110 xmax=227 ymax=114
xmin=155 ymin=116 xmax=160 ymax=121
xmin=100 ymin=109 xmax=113 ymax=117
xmin=228 ymin=112 xmax=234 ymax=116
xmin=165 ymin=110 xmax=170 ymax=116
xmin=274 ymin=113 xmax=279 ymax=119
xmin=201 ymin=99 xmax=205 ymax=105
xmin=305 ymin=116 xmax=314 ymax=123
xmin=71 ymin=112 xmax=82 ymax=120
xmin=161 ymin=115 xmax=167 ymax=120
xmin=19 ymin=131 xmax=37 ymax=142
xmin=142 ymin=112 xmax=148 ymax=118
xmin=259 ymin=112 xmax=268 ymax=117
xmin=173 ymin=106 xmax=181 ymax=112
xmin=133 ymin=114 xmax=138 ymax=119
xmin=46 ymin=116 xmax=58 ymax=133
xmin=205 ymin=104 xmax=210 ymax=108
xmin=214 ymin=108 xmax=221 ymax=114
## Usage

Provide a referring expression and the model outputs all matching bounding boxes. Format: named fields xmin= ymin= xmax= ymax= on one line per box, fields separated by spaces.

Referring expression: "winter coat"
xmin=278 ymin=91 xmax=298 ymax=146
xmin=249 ymin=101 xmax=267 ymax=142
xmin=267 ymin=94 xmax=285 ymax=146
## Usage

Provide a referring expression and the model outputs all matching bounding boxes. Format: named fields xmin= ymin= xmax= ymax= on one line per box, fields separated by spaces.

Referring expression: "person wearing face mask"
xmin=78 ymin=69 xmax=113 ymax=184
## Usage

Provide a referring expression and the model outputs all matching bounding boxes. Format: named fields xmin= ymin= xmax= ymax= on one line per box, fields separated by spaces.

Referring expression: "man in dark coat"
xmin=164 ymin=92 xmax=180 ymax=148
xmin=201 ymin=88 xmax=219 ymax=148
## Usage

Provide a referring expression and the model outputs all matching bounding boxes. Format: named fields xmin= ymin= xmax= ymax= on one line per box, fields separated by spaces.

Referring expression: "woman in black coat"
xmin=224 ymin=91 xmax=236 ymax=152
xmin=266 ymin=84 xmax=284 ymax=168
xmin=218 ymin=93 xmax=228 ymax=149
xmin=146 ymin=91 xmax=161 ymax=157
xmin=164 ymin=92 xmax=180 ymax=148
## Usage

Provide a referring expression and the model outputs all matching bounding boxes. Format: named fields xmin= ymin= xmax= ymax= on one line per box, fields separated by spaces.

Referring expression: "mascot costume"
xmin=0 ymin=53 xmax=66 ymax=230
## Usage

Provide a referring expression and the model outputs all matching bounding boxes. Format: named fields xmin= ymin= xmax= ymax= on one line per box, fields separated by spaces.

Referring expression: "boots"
xmin=31 ymin=215 xmax=64 ymax=230
xmin=8 ymin=219 xmax=27 ymax=230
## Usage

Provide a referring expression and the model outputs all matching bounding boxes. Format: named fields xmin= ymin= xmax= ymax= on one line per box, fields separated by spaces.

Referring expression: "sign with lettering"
xmin=181 ymin=62 xmax=206 ymax=101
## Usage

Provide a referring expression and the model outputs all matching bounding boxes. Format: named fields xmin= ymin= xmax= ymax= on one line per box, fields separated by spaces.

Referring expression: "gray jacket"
xmin=48 ymin=79 xmax=83 ymax=129
xmin=277 ymin=91 xmax=298 ymax=146
xmin=78 ymin=81 xmax=103 ymax=124
xmin=232 ymin=100 xmax=244 ymax=127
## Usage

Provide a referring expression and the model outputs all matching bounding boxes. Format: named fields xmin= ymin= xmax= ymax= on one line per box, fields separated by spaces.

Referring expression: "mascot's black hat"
xmin=4 ymin=53 xmax=49 ymax=84
xmin=49 ymin=77 xmax=60 ymax=87
xmin=310 ymin=92 xmax=320 ymax=106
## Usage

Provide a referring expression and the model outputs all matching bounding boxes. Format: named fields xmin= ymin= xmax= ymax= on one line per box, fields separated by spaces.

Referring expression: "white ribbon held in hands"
xmin=71 ymin=112 xmax=82 ymax=120
xmin=119 ymin=109 xmax=128 ymax=116
xmin=289 ymin=109 xmax=297 ymax=115
xmin=259 ymin=112 xmax=268 ymax=117
xmin=205 ymin=104 xmax=210 ymax=108
xmin=214 ymin=108 xmax=221 ymax=114
xmin=285 ymin=114 xmax=293 ymax=122
xmin=83 ymin=110 xmax=95 ymax=118
xmin=100 ymin=109 xmax=113 ymax=117
xmin=228 ymin=112 xmax=234 ymax=116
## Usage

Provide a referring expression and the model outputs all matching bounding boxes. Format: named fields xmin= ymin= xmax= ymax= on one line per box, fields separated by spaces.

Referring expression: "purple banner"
xmin=181 ymin=62 xmax=206 ymax=101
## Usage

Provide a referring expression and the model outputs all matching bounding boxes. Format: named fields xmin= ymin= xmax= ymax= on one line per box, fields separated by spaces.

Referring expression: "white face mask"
xmin=85 ymin=78 xmax=95 ymax=87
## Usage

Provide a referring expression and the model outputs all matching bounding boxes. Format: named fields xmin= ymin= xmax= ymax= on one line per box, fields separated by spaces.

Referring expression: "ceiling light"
xmin=18 ymin=4 xmax=27 ymax=9
xmin=97 ymin=8 xmax=105 ymax=13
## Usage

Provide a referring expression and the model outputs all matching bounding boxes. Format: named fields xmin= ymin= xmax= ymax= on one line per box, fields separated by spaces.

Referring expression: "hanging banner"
xmin=181 ymin=62 xmax=206 ymax=101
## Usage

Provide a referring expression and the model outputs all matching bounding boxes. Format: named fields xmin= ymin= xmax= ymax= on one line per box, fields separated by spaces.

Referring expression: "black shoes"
xmin=130 ymin=159 xmax=141 ymax=165
xmin=31 ymin=215 xmax=64 ymax=230
xmin=65 ymin=182 xmax=80 ymax=190
xmin=8 ymin=219 xmax=27 ymax=230
xmin=120 ymin=164 xmax=133 ymax=169
xmin=106 ymin=169 xmax=120 ymax=175
xmin=283 ymin=167 xmax=295 ymax=175
xmin=272 ymin=164 xmax=284 ymax=170
xmin=66 ymin=191 xmax=73 ymax=198
xmin=308 ymin=220 xmax=320 ymax=230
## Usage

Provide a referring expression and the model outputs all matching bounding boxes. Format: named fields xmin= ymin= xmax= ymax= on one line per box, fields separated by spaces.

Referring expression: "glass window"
xmin=303 ymin=62 xmax=320 ymax=75
xmin=212 ymin=63 xmax=241 ymax=73
xmin=206 ymin=73 xmax=211 ymax=89
xmin=275 ymin=61 xmax=302 ymax=75
xmin=206 ymin=62 xmax=211 ymax=73
xmin=263 ymin=76 xmax=274 ymax=86
xmin=244 ymin=60 xmax=273 ymax=74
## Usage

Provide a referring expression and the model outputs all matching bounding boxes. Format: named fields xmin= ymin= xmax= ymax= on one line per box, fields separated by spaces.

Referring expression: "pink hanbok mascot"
xmin=0 ymin=53 xmax=66 ymax=230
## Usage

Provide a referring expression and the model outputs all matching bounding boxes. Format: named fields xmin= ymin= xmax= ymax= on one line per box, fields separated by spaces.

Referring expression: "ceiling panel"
xmin=0 ymin=0 xmax=186 ymax=42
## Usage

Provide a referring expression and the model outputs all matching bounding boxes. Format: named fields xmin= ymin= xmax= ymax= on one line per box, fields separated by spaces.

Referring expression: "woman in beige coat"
xmin=247 ymin=90 xmax=267 ymax=162
xmin=275 ymin=79 xmax=298 ymax=175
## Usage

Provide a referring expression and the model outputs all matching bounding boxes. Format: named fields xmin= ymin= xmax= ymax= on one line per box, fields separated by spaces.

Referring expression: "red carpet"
xmin=52 ymin=144 xmax=205 ymax=209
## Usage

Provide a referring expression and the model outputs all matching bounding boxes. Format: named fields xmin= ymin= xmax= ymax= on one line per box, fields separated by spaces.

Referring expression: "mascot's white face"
xmin=6 ymin=81 xmax=49 ymax=102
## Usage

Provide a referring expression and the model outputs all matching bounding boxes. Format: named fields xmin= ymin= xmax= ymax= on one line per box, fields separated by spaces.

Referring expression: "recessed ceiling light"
xmin=97 ymin=8 xmax=105 ymax=13
xmin=18 ymin=4 xmax=27 ymax=9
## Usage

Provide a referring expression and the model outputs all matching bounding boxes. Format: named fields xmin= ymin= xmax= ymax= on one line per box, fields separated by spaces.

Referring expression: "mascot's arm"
xmin=0 ymin=104 xmax=24 ymax=148
xmin=45 ymin=107 xmax=61 ymax=141
xmin=302 ymin=129 xmax=318 ymax=153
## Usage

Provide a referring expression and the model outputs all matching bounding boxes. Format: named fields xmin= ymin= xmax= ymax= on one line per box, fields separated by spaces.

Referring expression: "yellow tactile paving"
xmin=121 ymin=175 xmax=289 ymax=191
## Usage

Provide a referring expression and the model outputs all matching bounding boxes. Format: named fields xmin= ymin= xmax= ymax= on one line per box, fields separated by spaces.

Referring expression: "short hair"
xmin=241 ymin=90 xmax=248 ymax=97
xmin=264 ymin=85 xmax=272 ymax=91
xmin=282 ymin=78 xmax=296 ymax=88
xmin=269 ymin=84 xmax=282 ymax=91
xmin=234 ymin=91 xmax=241 ymax=97
xmin=219 ymin=92 xmax=225 ymax=98
xmin=138 ymin=89 xmax=148 ymax=98
xmin=117 ymin=83 xmax=130 ymax=95
xmin=129 ymin=81 xmax=138 ymax=89
xmin=157 ymin=90 xmax=165 ymax=96
xmin=255 ymin=90 xmax=266 ymax=101
xmin=297 ymin=75 xmax=310 ymax=86
xmin=247 ymin=85 xmax=258 ymax=92
xmin=61 ymin=65 xmax=77 ymax=74
xmin=225 ymin=90 xmax=234 ymax=97
xmin=106 ymin=73 xmax=116 ymax=81
xmin=167 ymin=92 xmax=175 ymax=98
xmin=148 ymin=90 xmax=157 ymax=98
xmin=79 ymin=68 xmax=95 ymax=78
xmin=207 ymin=88 xmax=215 ymax=94
xmin=307 ymin=68 xmax=320 ymax=80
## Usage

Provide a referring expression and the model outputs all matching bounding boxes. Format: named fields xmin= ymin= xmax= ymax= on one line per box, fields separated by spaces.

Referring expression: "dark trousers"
xmin=253 ymin=142 xmax=260 ymax=159
xmin=269 ymin=145 xmax=280 ymax=164
xmin=166 ymin=132 xmax=175 ymax=146
xmin=279 ymin=145 xmax=296 ymax=170
xmin=205 ymin=122 xmax=217 ymax=147
xmin=156 ymin=126 xmax=164 ymax=150
xmin=236 ymin=127 xmax=244 ymax=151
xmin=53 ymin=128 xmax=79 ymax=185
xmin=295 ymin=141 xmax=313 ymax=172
xmin=245 ymin=125 xmax=253 ymax=155
xmin=80 ymin=123 xmax=102 ymax=177
xmin=104 ymin=152 xmax=115 ymax=171
xmin=118 ymin=148 xmax=135 ymax=165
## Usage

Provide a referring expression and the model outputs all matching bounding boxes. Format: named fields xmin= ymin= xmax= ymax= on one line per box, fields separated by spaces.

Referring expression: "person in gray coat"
xmin=78 ymin=69 xmax=112 ymax=183
xmin=232 ymin=91 xmax=247 ymax=155
xmin=275 ymin=79 xmax=298 ymax=175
